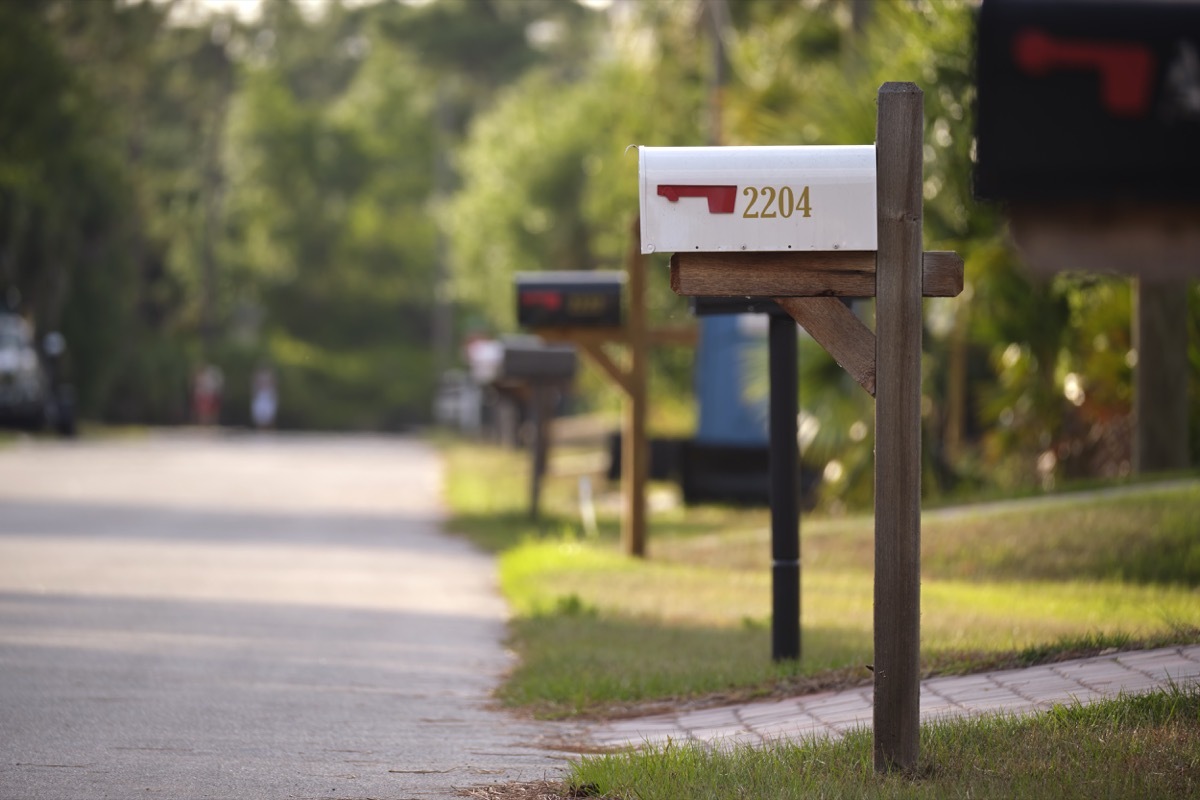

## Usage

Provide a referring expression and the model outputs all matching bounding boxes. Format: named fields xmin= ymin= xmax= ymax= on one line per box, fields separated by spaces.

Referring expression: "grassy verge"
xmin=560 ymin=684 xmax=1200 ymax=800
xmin=443 ymin=440 xmax=1200 ymax=719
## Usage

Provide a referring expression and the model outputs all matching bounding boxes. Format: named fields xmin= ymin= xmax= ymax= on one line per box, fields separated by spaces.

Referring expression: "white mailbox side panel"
xmin=639 ymin=145 xmax=877 ymax=254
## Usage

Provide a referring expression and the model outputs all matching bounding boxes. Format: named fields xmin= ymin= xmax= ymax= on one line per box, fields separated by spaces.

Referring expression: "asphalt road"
xmin=0 ymin=432 xmax=565 ymax=800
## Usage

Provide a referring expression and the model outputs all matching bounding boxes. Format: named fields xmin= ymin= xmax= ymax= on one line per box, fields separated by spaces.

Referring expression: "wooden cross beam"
xmin=670 ymin=250 xmax=963 ymax=297
xmin=530 ymin=325 xmax=698 ymax=352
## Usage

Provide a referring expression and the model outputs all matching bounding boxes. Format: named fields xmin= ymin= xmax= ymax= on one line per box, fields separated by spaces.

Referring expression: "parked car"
xmin=0 ymin=312 xmax=75 ymax=436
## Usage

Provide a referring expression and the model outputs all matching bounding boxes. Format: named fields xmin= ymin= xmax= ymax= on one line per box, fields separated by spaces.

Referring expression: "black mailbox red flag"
xmin=515 ymin=271 xmax=624 ymax=329
xmin=975 ymin=0 xmax=1200 ymax=203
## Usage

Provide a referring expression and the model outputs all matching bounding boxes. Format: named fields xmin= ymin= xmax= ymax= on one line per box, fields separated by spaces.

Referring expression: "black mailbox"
xmin=499 ymin=338 xmax=578 ymax=383
xmin=975 ymin=0 xmax=1200 ymax=203
xmin=516 ymin=271 xmax=624 ymax=329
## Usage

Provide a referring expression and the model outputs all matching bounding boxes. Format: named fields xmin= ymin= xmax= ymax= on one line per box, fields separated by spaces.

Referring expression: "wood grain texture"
xmin=672 ymin=251 xmax=874 ymax=296
xmin=1133 ymin=279 xmax=1191 ymax=472
xmin=873 ymin=81 xmax=924 ymax=774
xmin=922 ymin=251 xmax=963 ymax=297
xmin=776 ymin=297 xmax=876 ymax=396
xmin=670 ymin=251 xmax=962 ymax=298
xmin=624 ymin=217 xmax=649 ymax=559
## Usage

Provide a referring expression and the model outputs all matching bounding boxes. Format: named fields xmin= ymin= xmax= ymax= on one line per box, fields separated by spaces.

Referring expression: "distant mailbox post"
xmin=516 ymin=271 xmax=625 ymax=329
xmin=495 ymin=338 xmax=577 ymax=523
xmin=497 ymin=340 xmax=577 ymax=384
xmin=638 ymin=145 xmax=877 ymax=254
xmin=515 ymin=261 xmax=695 ymax=560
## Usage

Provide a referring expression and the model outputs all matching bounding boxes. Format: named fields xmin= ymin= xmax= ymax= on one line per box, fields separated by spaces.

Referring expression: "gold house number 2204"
xmin=742 ymin=185 xmax=812 ymax=219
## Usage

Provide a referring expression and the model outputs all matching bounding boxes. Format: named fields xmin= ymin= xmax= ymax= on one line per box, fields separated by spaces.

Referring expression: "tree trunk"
xmin=1133 ymin=279 xmax=1191 ymax=473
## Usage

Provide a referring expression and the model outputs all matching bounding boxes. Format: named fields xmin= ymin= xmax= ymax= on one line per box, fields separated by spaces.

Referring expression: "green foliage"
xmin=0 ymin=0 xmax=203 ymax=421
xmin=445 ymin=71 xmax=604 ymax=329
xmin=715 ymin=0 xmax=1196 ymax=504
xmin=379 ymin=0 xmax=550 ymax=100
xmin=217 ymin=1 xmax=453 ymax=428
xmin=443 ymin=15 xmax=711 ymax=408
xmin=9 ymin=0 xmax=1198 ymax=451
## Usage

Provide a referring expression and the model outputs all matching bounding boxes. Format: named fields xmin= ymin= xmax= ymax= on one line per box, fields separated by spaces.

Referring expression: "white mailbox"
xmin=638 ymin=145 xmax=877 ymax=254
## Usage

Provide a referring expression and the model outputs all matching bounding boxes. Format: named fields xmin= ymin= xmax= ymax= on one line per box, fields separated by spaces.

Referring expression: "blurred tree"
xmin=0 ymin=0 xmax=136 ymax=416
xmin=1 ymin=0 xmax=103 ymax=323
xmin=378 ymin=0 xmax=607 ymax=382
xmin=378 ymin=0 xmax=600 ymax=134
xmin=1 ymin=0 xmax=237 ymax=422
xmin=222 ymin=0 xmax=444 ymax=428
xmin=443 ymin=1 xmax=711 ymax=413
xmin=720 ymin=0 xmax=1166 ymax=502
xmin=10 ymin=0 xmax=1189 ymax=454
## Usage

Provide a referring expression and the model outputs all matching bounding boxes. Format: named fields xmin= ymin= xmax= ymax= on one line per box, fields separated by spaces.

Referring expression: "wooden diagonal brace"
xmin=776 ymin=297 xmax=877 ymax=396
xmin=577 ymin=340 xmax=633 ymax=398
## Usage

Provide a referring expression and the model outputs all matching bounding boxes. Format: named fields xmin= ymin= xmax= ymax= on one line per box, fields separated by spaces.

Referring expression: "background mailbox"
xmin=516 ymin=271 xmax=624 ymax=329
xmin=499 ymin=338 xmax=578 ymax=383
xmin=638 ymin=145 xmax=877 ymax=254
xmin=975 ymin=0 xmax=1200 ymax=202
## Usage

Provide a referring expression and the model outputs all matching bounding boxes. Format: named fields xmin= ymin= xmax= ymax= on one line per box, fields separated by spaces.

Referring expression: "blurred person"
xmin=251 ymin=366 xmax=277 ymax=429
xmin=193 ymin=364 xmax=224 ymax=426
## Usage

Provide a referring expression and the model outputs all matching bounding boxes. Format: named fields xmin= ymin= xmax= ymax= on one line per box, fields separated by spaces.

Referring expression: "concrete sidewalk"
xmin=576 ymin=645 xmax=1200 ymax=752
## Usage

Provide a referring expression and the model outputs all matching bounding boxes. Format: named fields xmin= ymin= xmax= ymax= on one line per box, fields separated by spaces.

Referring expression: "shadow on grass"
xmin=917 ymin=484 xmax=1200 ymax=587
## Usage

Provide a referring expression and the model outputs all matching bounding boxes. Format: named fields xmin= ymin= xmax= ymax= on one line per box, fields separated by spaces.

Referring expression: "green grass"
xmin=496 ymin=537 xmax=1197 ymax=718
xmin=565 ymin=684 xmax=1200 ymax=799
xmin=655 ymin=484 xmax=1200 ymax=585
xmin=442 ymin=441 xmax=1200 ymax=719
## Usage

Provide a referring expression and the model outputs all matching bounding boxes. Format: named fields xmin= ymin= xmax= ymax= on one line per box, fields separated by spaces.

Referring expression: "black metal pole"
xmin=769 ymin=312 xmax=800 ymax=661
xmin=529 ymin=384 xmax=552 ymax=521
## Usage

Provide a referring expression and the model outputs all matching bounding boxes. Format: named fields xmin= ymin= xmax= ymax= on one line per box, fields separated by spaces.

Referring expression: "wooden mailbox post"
xmin=516 ymin=226 xmax=695 ymax=558
xmin=490 ymin=339 xmax=578 ymax=521
xmin=641 ymin=83 xmax=963 ymax=772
